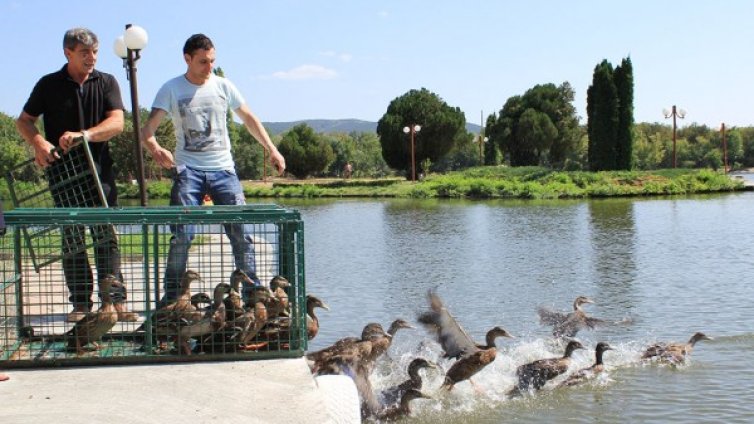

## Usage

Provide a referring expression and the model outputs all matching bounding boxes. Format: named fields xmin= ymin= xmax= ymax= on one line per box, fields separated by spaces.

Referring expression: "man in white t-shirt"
xmin=140 ymin=33 xmax=285 ymax=303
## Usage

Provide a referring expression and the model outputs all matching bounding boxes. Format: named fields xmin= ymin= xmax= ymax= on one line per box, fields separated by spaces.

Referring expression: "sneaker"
xmin=114 ymin=303 xmax=138 ymax=322
xmin=66 ymin=306 xmax=90 ymax=322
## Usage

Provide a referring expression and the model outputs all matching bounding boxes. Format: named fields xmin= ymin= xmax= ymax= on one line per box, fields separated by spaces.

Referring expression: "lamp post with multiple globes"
xmin=402 ymin=124 xmax=421 ymax=182
xmin=663 ymin=105 xmax=686 ymax=169
xmin=721 ymin=123 xmax=729 ymax=174
xmin=114 ymin=24 xmax=149 ymax=206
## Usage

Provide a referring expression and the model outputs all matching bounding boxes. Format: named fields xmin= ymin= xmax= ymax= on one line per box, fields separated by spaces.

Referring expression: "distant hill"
xmin=263 ymin=119 xmax=482 ymax=135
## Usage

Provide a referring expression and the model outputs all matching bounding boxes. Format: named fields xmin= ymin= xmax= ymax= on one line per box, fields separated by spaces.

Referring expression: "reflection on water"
xmin=134 ymin=194 xmax=754 ymax=422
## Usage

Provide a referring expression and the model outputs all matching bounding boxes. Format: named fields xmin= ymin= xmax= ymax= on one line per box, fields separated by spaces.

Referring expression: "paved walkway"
xmin=0 ymin=358 xmax=360 ymax=423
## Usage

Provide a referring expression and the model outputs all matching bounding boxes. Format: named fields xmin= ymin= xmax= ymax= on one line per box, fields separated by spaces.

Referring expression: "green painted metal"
xmin=0 ymin=205 xmax=306 ymax=368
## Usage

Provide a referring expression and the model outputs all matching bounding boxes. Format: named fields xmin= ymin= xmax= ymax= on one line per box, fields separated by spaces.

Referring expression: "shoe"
xmin=66 ymin=306 xmax=90 ymax=322
xmin=114 ymin=303 xmax=139 ymax=322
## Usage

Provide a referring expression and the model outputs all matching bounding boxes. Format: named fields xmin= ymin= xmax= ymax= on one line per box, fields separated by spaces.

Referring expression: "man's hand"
xmin=33 ymin=140 xmax=60 ymax=168
xmin=150 ymin=146 xmax=176 ymax=169
xmin=270 ymin=150 xmax=286 ymax=176
xmin=59 ymin=131 xmax=84 ymax=152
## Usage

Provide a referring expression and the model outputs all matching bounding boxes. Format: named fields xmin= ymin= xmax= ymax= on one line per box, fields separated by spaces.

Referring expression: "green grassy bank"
xmin=114 ymin=166 xmax=745 ymax=200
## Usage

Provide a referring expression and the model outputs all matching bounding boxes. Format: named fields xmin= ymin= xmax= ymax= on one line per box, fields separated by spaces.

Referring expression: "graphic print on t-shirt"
xmin=177 ymin=95 xmax=227 ymax=152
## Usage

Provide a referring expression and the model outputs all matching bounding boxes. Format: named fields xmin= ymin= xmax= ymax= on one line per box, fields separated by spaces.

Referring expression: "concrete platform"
xmin=0 ymin=358 xmax=360 ymax=423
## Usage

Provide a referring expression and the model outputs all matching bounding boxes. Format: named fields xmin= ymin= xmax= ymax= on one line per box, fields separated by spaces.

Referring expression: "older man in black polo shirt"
xmin=16 ymin=27 xmax=137 ymax=323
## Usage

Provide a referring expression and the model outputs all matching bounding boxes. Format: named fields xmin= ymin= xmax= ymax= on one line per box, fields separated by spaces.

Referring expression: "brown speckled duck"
xmin=379 ymin=358 xmax=438 ymax=407
xmin=510 ymin=340 xmax=585 ymax=396
xmin=418 ymin=289 xmax=514 ymax=391
xmin=66 ymin=275 xmax=119 ymax=355
xmin=306 ymin=322 xmax=388 ymax=371
xmin=537 ymin=296 xmax=606 ymax=338
xmin=148 ymin=270 xmax=206 ymax=336
xmin=642 ymin=332 xmax=712 ymax=364
xmin=374 ymin=388 xmax=430 ymax=422
xmin=269 ymin=275 xmax=291 ymax=317
xmin=260 ymin=293 xmax=330 ymax=349
xmin=175 ymin=283 xmax=231 ymax=355
xmin=559 ymin=341 xmax=613 ymax=387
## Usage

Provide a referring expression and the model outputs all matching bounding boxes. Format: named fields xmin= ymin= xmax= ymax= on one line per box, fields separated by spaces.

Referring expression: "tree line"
xmin=2 ymin=55 xmax=754 ymax=182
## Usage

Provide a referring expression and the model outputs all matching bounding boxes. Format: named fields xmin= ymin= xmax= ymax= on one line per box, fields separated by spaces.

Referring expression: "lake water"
xmin=269 ymin=192 xmax=754 ymax=424
xmin=130 ymin=190 xmax=754 ymax=423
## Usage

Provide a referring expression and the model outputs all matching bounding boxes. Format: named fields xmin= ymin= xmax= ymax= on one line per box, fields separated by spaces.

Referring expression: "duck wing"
xmin=66 ymin=307 xmax=118 ymax=348
xmin=517 ymin=357 xmax=569 ymax=390
xmin=320 ymin=355 xmax=381 ymax=419
xmin=537 ymin=306 xmax=570 ymax=326
xmin=583 ymin=315 xmax=607 ymax=329
xmin=417 ymin=289 xmax=478 ymax=359
xmin=642 ymin=342 xmax=669 ymax=359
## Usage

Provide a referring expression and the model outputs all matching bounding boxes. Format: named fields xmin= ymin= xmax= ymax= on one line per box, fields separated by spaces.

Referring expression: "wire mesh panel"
xmin=4 ymin=140 xmax=109 ymax=272
xmin=0 ymin=206 xmax=305 ymax=368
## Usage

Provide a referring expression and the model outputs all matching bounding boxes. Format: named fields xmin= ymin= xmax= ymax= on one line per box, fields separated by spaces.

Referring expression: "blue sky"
xmin=2 ymin=1 xmax=753 ymax=129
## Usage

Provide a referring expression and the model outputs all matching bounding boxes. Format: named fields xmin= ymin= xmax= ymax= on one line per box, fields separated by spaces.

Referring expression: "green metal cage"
xmin=0 ymin=205 xmax=306 ymax=368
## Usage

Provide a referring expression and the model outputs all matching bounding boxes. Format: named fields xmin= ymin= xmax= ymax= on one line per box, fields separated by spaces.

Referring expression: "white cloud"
xmin=271 ymin=64 xmax=338 ymax=81
xmin=378 ymin=10 xmax=388 ymax=18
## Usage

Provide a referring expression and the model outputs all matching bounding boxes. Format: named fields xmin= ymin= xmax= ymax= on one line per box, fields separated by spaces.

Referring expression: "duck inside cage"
xmin=0 ymin=205 xmax=306 ymax=368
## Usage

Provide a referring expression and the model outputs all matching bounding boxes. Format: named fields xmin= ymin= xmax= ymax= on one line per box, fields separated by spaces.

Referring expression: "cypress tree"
xmin=614 ymin=57 xmax=634 ymax=170
xmin=587 ymin=60 xmax=619 ymax=171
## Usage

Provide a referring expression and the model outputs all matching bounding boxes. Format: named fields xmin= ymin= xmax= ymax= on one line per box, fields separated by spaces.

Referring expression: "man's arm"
xmin=235 ymin=104 xmax=286 ymax=175
xmin=15 ymin=111 xmax=58 ymax=167
xmin=139 ymin=108 xmax=175 ymax=169
xmin=59 ymin=109 xmax=124 ymax=151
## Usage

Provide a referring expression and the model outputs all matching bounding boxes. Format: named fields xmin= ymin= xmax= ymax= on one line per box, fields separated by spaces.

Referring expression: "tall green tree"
xmin=587 ymin=60 xmax=619 ymax=171
xmin=376 ymin=88 xmax=466 ymax=178
xmin=614 ymin=57 xmax=634 ymax=170
xmin=0 ymin=111 xmax=39 ymax=181
xmin=487 ymin=83 xmax=580 ymax=167
xmin=277 ymin=123 xmax=334 ymax=178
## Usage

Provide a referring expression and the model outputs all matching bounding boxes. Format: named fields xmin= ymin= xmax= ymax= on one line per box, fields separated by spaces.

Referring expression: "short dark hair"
xmin=183 ymin=33 xmax=214 ymax=56
xmin=63 ymin=28 xmax=98 ymax=50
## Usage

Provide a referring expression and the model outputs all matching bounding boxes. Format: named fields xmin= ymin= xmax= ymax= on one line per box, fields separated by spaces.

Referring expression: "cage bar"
xmin=0 ymin=205 xmax=306 ymax=368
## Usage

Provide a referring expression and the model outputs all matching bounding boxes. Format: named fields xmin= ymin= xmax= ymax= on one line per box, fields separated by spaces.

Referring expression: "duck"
xmin=269 ymin=275 xmax=291 ymax=317
xmin=259 ymin=293 xmax=330 ymax=349
xmin=509 ymin=340 xmax=585 ymax=396
xmin=307 ymin=323 xmax=390 ymax=375
xmin=305 ymin=294 xmax=329 ymax=340
xmin=306 ymin=322 xmax=387 ymax=370
xmin=373 ymin=389 xmax=430 ymax=422
xmin=559 ymin=341 xmax=613 ymax=387
xmin=312 ymin=328 xmax=394 ymax=419
xmin=641 ymin=332 xmax=712 ymax=364
xmin=379 ymin=358 xmax=438 ymax=408
xmin=537 ymin=296 xmax=606 ymax=338
xmin=175 ymin=283 xmax=231 ymax=355
xmin=138 ymin=270 xmax=205 ymax=336
xmin=234 ymin=285 xmax=272 ymax=351
xmin=65 ymin=275 xmax=119 ymax=355
xmin=417 ymin=289 xmax=514 ymax=391
xmin=190 ymin=292 xmax=212 ymax=310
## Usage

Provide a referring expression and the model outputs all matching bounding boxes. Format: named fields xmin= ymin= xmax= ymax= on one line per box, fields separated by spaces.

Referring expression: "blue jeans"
xmin=163 ymin=166 xmax=260 ymax=301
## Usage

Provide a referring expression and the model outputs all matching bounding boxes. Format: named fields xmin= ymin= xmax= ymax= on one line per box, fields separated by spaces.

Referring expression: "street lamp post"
xmin=663 ymin=105 xmax=686 ymax=168
xmin=721 ymin=123 xmax=729 ymax=174
xmin=478 ymin=110 xmax=488 ymax=166
xmin=263 ymin=149 xmax=268 ymax=182
xmin=114 ymin=24 xmax=149 ymax=206
xmin=402 ymin=124 xmax=421 ymax=182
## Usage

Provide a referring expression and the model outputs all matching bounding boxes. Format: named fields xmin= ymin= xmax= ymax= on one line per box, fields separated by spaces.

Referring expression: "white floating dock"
xmin=0 ymin=358 xmax=360 ymax=424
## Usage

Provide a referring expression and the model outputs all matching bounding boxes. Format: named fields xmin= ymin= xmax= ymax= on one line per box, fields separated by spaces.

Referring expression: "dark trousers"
xmin=48 ymin=148 xmax=123 ymax=309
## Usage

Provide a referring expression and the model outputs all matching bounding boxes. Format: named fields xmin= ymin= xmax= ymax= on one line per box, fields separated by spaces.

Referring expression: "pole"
xmin=479 ymin=110 xmax=484 ymax=166
xmin=263 ymin=148 xmax=268 ymax=182
xmin=410 ymin=127 xmax=416 ymax=182
xmin=672 ymin=105 xmax=677 ymax=169
xmin=722 ymin=123 xmax=728 ymax=174
xmin=126 ymin=23 xmax=148 ymax=206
